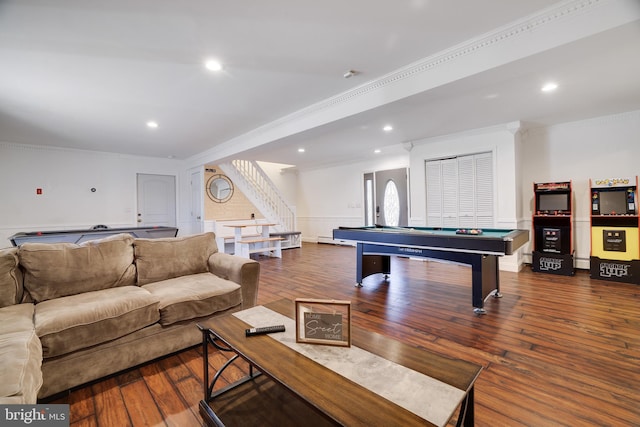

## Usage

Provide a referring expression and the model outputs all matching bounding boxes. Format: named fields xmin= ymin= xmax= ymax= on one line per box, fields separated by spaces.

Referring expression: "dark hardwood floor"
xmin=47 ymin=243 xmax=640 ymax=426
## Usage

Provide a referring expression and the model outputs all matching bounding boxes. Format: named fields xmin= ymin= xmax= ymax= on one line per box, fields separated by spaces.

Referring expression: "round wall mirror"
xmin=206 ymin=174 xmax=234 ymax=203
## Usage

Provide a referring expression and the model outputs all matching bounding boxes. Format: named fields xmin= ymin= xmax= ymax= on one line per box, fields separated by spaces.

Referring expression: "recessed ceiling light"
xmin=541 ymin=82 xmax=558 ymax=92
xmin=146 ymin=121 xmax=158 ymax=129
xmin=205 ymin=59 xmax=223 ymax=72
xmin=374 ymin=149 xmax=381 ymax=154
xmin=383 ymin=125 xmax=393 ymax=132
xmin=298 ymin=148 xmax=305 ymax=153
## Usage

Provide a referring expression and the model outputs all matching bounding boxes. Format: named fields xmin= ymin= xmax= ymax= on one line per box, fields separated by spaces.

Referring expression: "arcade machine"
xmin=589 ymin=176 xmax=640 ymax=284
xmin=531 ymin=181 xmax=575 ymax=275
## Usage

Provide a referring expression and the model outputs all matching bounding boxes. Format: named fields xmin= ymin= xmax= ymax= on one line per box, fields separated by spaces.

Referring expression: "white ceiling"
xmin=1 ymin=0 xmax=639 ymax=170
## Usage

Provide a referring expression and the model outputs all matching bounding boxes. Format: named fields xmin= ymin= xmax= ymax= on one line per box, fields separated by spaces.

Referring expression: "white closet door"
xmin=457 ymin=155 xmax=475 ymax=227
xmin=426 ymin=161 xmax=443 ymax=227
xmin=474 ymin=153 xmax=494 ymax=228
xmin=425 ymin=152 xmax=494 ymax=228
xmin=441 ymin=158 xmax=459 ymax=227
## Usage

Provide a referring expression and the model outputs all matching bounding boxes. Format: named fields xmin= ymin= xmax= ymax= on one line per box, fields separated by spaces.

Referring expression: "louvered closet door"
xmin=474 ymin=152 xmax=494 ymax=228
xmin=425 ymin=152 xmax=494 ymax=228
xmin=441 ymin=159 xmax=459 ymax=227
xmin=426 ymin=161 xmax=443 ymax=227
xmin=458 ymin=155 xmax=475 ymax=227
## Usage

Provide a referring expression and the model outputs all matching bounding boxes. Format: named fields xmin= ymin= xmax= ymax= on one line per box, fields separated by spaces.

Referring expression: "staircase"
xmin=218 ymin=160 xmax=296 ymax=233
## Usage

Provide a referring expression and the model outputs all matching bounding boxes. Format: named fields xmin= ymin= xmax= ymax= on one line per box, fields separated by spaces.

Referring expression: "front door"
xmin=136 ymin=174 xmax=176 ymax=227
xmin=363 ymin=168 xmax=409 ymax=227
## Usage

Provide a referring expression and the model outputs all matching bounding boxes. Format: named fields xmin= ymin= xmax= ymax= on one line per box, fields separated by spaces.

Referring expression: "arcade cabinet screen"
xmin=599 ymin=190 xmax=627 ymax=215
xmin=538 ymin=193 xmax=569 ymax=212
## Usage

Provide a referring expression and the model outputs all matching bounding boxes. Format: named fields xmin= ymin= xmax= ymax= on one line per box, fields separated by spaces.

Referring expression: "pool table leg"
xmin=493 ymin=254 xmax=503 ymax=298
xmin=355 ymin=244 xmax=391 ymax=286
xmin=472 ymin=254 xmax=502 ymax=314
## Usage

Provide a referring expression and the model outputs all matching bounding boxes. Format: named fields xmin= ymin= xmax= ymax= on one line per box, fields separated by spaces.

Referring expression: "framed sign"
xmin=295 ymin=298 xmax=351 ymax=347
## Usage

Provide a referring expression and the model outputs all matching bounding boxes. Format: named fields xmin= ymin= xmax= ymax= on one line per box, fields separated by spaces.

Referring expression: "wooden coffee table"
xmin=198 ymin=299 xmax=482 ymax=426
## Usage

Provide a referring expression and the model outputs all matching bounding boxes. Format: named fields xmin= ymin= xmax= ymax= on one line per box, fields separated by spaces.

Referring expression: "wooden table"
xmin=198 ymin=299 xmax=482 ymax=426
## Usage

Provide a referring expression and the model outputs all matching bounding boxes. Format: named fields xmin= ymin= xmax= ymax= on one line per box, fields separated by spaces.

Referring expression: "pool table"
xmin=10 ymin=226 xmax=178 ymax=246
xmin=332 ymin=225 xmax=529 ymax=314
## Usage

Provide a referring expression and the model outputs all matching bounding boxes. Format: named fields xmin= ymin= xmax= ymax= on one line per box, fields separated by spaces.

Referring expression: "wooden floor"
xmin=46 ymin=243 xmax=640 ymax=426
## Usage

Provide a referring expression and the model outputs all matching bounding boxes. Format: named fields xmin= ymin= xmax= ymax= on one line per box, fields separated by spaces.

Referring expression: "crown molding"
xmin=525 ymin=109 xmax=640 ymax=137
xmin=188 ymin=0 xmax=631 ymax=167
xmin=0 ymin=141 xmax=183 ymax=163
xmin=321 ymin=0 xmax=604 ymax=107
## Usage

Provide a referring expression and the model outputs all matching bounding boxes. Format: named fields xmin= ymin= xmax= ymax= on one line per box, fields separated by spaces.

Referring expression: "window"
xmin=383 ymin=180 xmax=400 ymax=226
xmin=364 ymin=173 xmax=374 ymax=226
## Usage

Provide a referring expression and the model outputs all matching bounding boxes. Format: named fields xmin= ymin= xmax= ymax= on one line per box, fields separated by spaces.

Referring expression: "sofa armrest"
xmin=208 ymin=253 xmax=260 ymax=308
xmin=0 ymin=303 xmax=43 ymax=404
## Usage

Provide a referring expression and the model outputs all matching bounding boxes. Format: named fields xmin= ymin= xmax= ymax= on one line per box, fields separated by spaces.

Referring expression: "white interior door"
xmin=136 ymin=174 xmax=176 ymax=227
xmin=190 ymin=170 xmax=203 ymax=234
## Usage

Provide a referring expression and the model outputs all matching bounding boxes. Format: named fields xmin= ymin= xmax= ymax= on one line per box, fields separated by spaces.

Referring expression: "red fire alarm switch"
xmin=36 ymin=188 xmax=42 ymax=195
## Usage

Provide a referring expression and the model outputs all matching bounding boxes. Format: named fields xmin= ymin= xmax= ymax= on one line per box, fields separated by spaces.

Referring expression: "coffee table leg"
xmin=198 ymin=324 xmax=262 ymax=402
xmin=199 ymin=325 xmax=236 ymax=401
xmin=456 ymin=385 xmax=475 ymax=427
xmin=199 ymin=400 xmax=225 ymax=427
xmin=200 ymin=325 xmax=210 ymax=402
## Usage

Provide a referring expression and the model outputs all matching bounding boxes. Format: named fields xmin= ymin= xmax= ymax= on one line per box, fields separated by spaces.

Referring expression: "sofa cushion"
xmin=0 ymin=304 xmax=43 ymax=404
xmin=19 ymin=233 xmax=136 ymax=303
xmin=0 ymin=247 xmax=23 ymax=308
xmin=0 ymin=302 xmax=35 ymax=334
xmin=0 ymin=330 xmax=43 ymax=404
xmin=134 ymin=232 xmax=218 ymax=286
xmin=142 ymin=272 xmax=242 ymax=325
xmin=35 ymin=286 xmax=160 ymax=358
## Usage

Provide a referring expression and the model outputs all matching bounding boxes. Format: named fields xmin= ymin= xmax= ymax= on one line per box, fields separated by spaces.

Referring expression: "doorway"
xmin=136 ymin=174 xmax=177 ymax=227
xmin=190 ymin=170 xmax=203 ymax=234
xmin=363 ymin=168 xmax=409 ymax=226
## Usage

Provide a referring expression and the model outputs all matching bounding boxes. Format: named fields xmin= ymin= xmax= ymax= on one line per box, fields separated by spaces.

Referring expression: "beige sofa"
xmin=0 ymin=232 xmax=260 ymax=402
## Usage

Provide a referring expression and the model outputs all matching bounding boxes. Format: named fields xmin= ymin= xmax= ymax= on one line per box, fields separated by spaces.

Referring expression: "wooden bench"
xmin=269 ymin=231 xmax=302 ymax=249
xmin=216 ymin=234 xmax=259 ymax=252
xmin=205 ymin=219 xmax=271 ymax=254
xmin=237 ymin=236 xmax=284 ymax=258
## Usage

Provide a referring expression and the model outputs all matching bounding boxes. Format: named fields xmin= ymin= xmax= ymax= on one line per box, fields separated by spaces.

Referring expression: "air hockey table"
xmin=10 ymin=226 xmax=178 ymax=246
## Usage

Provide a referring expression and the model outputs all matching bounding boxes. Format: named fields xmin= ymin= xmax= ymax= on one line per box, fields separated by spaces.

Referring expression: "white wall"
xmin=519 ymin=110 xmax=640 ymax=269
xmin=294 ymin=111 xmax=639 ymax=271
xmin=257 ymin=161 xmax=298 ymax=207
xmin=408 ymin=123 xmax=521 ymax=227
xmin=296 ymin=154 xmax=409 ymax=241
xmin=293 ymin=122 xmax=533 ymax=271
xmin=0 ymin=143 xmax=186 ymax=247
xmin=4 ymin=110 xmax=638 ymax=271
xmin=407 ymin=122 xmax=523 ymax=271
